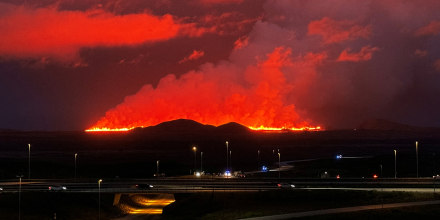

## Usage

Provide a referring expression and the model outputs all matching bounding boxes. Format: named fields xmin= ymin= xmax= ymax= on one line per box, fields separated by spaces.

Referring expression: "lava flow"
xmin=85 ymin=124 xmax=322 ymax=132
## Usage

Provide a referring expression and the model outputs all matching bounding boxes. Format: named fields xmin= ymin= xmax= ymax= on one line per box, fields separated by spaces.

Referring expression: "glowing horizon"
xmin=85 ymin=121 xmax=322 ymax=133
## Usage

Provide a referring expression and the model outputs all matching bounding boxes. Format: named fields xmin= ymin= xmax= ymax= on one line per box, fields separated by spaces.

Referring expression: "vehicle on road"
xmin=135 ymin=184 xmax=154 ymax=190
xmin=277 ymin=183 xmax=295 ymax=189
xmin=48 ymin=185 xmax=67 ymax=191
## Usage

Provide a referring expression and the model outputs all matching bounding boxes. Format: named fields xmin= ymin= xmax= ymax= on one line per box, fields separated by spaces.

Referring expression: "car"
xmin=277 ymin=183 xmax=295 ymax=188
xmin=0 ymin=187 xmax=3 ymax=191
xmin=135 ymin=184 xmax=153 ymax=190
xmin=48 ymin=185 xmax=67 ymax=191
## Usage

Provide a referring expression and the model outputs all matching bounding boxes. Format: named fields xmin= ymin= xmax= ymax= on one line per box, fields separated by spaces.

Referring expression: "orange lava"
xmin=85 ymin=124 xmax=322 ymax=132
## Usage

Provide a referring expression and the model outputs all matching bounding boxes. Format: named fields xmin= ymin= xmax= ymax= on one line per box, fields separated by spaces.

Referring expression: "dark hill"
xmin=216 ymin=122 xmax=250 ymax=133
xmin=131 ymin=119 xmax=253 ymax=136
xmin=134 ymin=119 xmax=216 ymax=134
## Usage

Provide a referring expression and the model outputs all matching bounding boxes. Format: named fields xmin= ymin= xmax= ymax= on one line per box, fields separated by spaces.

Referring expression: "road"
xmin=0 ymin=177 xmax=439 ymax=193
xmin=240 ymin=200 xmax=440 ymax=220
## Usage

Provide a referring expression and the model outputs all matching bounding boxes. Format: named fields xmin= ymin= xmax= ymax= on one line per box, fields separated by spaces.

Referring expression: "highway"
xmin=241 ymin=200 xmax=440 ymax=220
xmin=0 ymin=177 xmax=439 ymax=193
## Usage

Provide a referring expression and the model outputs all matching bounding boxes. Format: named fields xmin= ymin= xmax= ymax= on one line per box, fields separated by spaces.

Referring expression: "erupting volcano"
xmin=87 ymin=47 xmax=322 ymax=132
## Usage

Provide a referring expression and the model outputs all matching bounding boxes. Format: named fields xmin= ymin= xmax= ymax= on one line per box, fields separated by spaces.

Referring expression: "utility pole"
xmin=416 ymin=141 xmax=419 ymax=178
xmin=28 ymin=144 xmax=31 ymax=179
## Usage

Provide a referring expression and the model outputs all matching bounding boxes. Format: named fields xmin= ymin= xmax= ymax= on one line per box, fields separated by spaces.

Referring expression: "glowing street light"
xmin=394 ymin=150 xmax=397 ymax=179
xmin=28 ymin=144 xmax=31 ymax=179
xmin=156 ymin=160 xmax=160 ymax=177
xmin=416 ymin=141 xmax=419 ymax=178
xmin=98 ymin=179 xmax=103 ymax=220
xmin=278 ymin=152 xmax=281 ymax=179
xmin=226 ymin=141 xmax=229 ymax=171
xmin=74 ymin=153 xmax=78 ymax=179
xmin=192 ymin=146 xmax=197 ymax=173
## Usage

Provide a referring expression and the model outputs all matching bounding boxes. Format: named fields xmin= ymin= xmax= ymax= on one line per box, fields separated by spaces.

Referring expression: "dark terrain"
xmin=0 ymin=119 xmax=439 ymax=179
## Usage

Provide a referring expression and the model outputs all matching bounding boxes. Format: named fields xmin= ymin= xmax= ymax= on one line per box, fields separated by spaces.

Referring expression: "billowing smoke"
xmin=90 ymin=0 xmax=440 ymax=130
xmin=4 ymin=0 xmax=437 ymax=130
xmin=91 ymin=46 xmax=321 ymax=129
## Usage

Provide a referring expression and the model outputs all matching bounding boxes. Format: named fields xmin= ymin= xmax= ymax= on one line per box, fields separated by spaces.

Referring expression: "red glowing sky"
xmin=1 ymin=0 xmax=440 ymax=131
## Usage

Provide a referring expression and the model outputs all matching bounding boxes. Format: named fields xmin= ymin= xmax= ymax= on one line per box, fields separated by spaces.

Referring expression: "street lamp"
xmin=17 ymin=175 xmax=23 ymax=220
xmin=229 ymin=150 xmax=232 ymax=171
xmin=226 ymin=141 xmax=229 ymax=171
xmin=156 ymin=160 xmax=160 ymax=177
xmin=28 ymin=144 xmax=31 ymax=179
xmin=394 ymin=150 xmax=397 ymax=179
xmin=257 ymin=149 xmax=260 ymax=170
xmin=278 ymin=152 xmax=281 ymax=179
xmin=416 ymin=141 xmax=419 ymax=178
xmin=74 ymin=153 xmax=78 ymax=179
xmin=192 ymin=146 xmax=197 ymax=173
xmin=98 ymin=179 xmax=103 ymax=220
xmin=200 ymin=152 xmax=203 ymax=172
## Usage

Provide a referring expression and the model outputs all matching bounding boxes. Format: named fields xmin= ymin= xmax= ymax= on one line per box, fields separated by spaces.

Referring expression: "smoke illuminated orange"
xmin=86 ymin=47 xmax=323 ymax=133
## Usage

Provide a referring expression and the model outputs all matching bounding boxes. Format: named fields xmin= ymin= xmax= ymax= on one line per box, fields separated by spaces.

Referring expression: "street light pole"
xmin=394 ymin=150 xmax=397 ymax=179
xmin=200 ymin=152 xmax=203 ymax=172
xmin=229 ymin=150 xmax=232 ymax=171
xmin=192 ymin=146 xmax=197 ymax=173
xmin=28 ymin=144 xmax=31 ymax=179
xmin=98 ymin=179 xmax=102 ymax=220
xmin=74 ymin=153 xmax=78 ymax=179
xmin=18 ymin=176 xmax=22 ymax=220
xmin=278 ymin=152 xmax=281 ymax=179
xmin=380 ymin=164 xmax=383 ymax=177
xmin=416 ymin=141 xmax=419 ymax=178
xmin=257 ymin=149 xmax=260 ymax=170
xmin=226 ymin=141 xmax=229 ymax=171
xmin=156 ymin=160 xmax=160 ymax=177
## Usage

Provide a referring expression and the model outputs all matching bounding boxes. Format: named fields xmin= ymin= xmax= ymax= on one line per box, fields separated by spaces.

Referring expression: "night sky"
xmin=1 ymin=0 xmax=440 ymax=131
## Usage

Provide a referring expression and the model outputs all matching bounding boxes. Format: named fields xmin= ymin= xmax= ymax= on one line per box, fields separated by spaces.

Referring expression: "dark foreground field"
xmin=1 ymin=119 xmax=440 ymax=179
xmin=162 ymin=190 xmax=440 ymax=219
xmin=0 ymin=190 xmax=438 ymax=219
xmin=0 ymin=192 xmax=118 ymax=219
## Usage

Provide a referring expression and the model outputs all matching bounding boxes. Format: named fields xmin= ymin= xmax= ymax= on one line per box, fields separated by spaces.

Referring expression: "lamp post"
xmin=416 ymin=141 xmax=419 ymax=178
xmin=192 ymin=146 xmax=197 ymax=173
xmin=278 ymin=153 xmax=281 ymax=179
xmin=28 ymin=144 xmax=31 ymax=179
xmin=200 ymin=152 xmax=203 ymax=172
xmin=257 ymin=149 xmax=260 ymax=170
xmin=229 ymin=150 xmax=232 ymax=171
xmin=226 ymin=141 xmax=229 ymax=171
xmin=18 ymin=175 xmax=23 ymax=220
xmin=380 ymin=164 xmax=383 ymax=177
xmin=272 ymin=149 xmax=275 ymax=165
xmin=394 ymin=150 xmax=397 ymax=179
xmin=98 ymin=179 xmax=103 ymax=220
xmin=156 ymin=160 xmax=160 ymax=177
xmin=74 ymin=153 xmax=78 ymax=179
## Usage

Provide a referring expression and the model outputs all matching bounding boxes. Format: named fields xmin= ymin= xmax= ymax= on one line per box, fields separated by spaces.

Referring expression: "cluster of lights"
xmin=224 ymin=170 xmax=231 ymax=177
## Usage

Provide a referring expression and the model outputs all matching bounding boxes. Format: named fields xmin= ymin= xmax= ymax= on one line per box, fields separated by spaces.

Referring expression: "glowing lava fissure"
xmin=85 ymin=120 xmax=322 ymax=133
